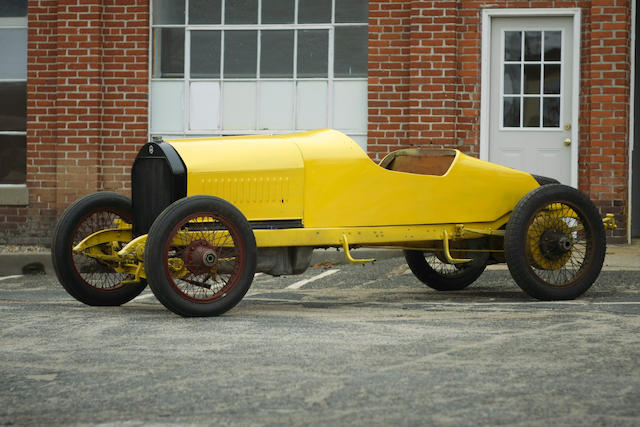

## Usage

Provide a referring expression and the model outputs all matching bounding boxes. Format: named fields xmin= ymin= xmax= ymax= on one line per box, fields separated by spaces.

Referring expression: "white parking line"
xmin=286 ymin=269 xmax=340 ymax=290
xmin=132 ymin=293 xmax=156 ymax=302
xmin=406 ymin=301 xmax=640 ymax=306
xmin=0 ymin=275 xmax=23 ymax=282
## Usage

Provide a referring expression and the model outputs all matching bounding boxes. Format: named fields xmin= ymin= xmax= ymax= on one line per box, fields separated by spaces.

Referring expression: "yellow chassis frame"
xmin=73 ymin=211 xmax=617 ymax=284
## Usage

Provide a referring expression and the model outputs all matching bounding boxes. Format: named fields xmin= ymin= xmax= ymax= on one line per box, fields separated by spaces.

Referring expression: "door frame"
xmin=630 ymin=0 xmax=637 ymax=242
xmin=480 ymin=8 xmax=582 ymax=188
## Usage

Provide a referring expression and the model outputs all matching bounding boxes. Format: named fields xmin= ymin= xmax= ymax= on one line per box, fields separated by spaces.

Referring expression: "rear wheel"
xmin=504 ymin=184 xmax=606 ymax=300
xmin=144 ymin=195 xmax=257 ymax=317
xmin=51 ymin=192 xmax=146 ymax=306
xmin=404 ymin=246 xmax=488 ymax=291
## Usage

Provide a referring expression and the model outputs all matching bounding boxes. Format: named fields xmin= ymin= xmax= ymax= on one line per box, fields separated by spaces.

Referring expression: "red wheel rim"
xmin=163 ymin=212 xmax=246 ymax=303
xmin=71 ymin=208 xmax=132 ymax=291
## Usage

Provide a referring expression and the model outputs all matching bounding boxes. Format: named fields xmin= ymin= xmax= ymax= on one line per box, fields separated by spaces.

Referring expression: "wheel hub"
xmin=183 ymin=240 xmax=218 ymax=275
xmin=528 ymin=215 xmax=573 ymax=270
xmin=539 ymin=230 xmax=573 ymax=261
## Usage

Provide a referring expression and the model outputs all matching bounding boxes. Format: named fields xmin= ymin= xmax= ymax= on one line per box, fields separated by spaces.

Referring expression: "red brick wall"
xmin=368 ymin=0 xmax=632 ymax=241
xmin=368 ymin=0 xmax=412 ymax=158
xmin=0 ymin=0 xmax=149 ymax=245
xmin=580 ymin=0 xmax=631 ymax=242
xmin=0 ymin=0 xmax=632 ymax=243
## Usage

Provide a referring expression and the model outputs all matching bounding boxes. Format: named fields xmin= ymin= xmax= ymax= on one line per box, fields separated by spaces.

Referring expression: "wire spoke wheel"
xmin=165 ymin=214 xmax=244 ymax=303
xmin=72 ymin=209 xmax=132 ymax=291
xmin=426 ymin=253 xmax=471 ymax=276
xmin=51 ymin=192 xmax=147 ymax=306
xmin=145 ymin=196 xmax=257 ymax=317
xmin=404 ymin=242 xmax=488 ymax=291
xmin=525 ymin=203 xmax=589 ymax=287
xmin=505 ymin=184 xmax=606 ymax=300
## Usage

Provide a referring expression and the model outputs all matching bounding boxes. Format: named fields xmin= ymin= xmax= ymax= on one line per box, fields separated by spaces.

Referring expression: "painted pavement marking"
xmin=285 ymin=269 xmax=340 ymax=290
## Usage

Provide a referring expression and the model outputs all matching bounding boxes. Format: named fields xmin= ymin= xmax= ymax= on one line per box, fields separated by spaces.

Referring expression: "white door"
xmin=489 ymin=17 xmax=575 ymax=184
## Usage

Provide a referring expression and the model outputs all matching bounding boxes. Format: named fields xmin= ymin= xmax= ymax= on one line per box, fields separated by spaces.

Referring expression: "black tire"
xmin=144 ymin=195 xmax=257 ymax=317
xmin=404 ymin=249 xmax=487 ymax=291
xmin=51 ymin=192 xmax=147 ymax=306
xmin=504 ymin=184 xmax=606 ymax=300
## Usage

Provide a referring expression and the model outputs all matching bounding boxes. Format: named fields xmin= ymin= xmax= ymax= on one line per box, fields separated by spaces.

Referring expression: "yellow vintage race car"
xmin=52 ymin=129 xmax=615 ymax=316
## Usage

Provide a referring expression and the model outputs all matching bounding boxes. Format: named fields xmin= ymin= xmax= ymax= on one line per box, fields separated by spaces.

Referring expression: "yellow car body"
xmin=162 ymin=129 xmax=539 ymax=249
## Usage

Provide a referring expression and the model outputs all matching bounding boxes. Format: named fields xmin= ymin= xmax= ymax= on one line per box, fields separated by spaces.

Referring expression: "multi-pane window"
xmin=502 ymin=30 xmax=562 ymax=129
xmin=150 ymin=0 xmax=368 ymax=148
xmin=0 ymin=0 xmax=27 ymax=185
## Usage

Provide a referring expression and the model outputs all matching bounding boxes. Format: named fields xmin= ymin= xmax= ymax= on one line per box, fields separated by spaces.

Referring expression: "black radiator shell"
xmin=131 ymin=142 xmax=187 ymax=237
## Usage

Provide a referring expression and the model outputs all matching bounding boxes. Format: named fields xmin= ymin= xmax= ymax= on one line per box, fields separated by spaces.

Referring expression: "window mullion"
xmin=220 ymin=30 xmax=225 ymax=128
xmin=256 ymin=30 xmax=261 ymax=130
xmin=331 ymin=0 xmax=336 ymax=23
xmin=185 ymin=29 xmax=190 ymax=134
xmin=329 ymin=0 xmax=335 ymax=129
xmin=328 ymin=26 xmax=334 ymax=129
xmin=520 ymin=31 xmax=524 ymax=128
xmin=540 ymin=30 xmax=545 ymax=129
xmin=293 ymin=26 xmax=299 ymax=129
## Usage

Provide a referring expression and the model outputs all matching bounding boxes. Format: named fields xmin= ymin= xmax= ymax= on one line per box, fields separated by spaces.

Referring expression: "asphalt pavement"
xmin=1 ymin=248 xmax=639 ymax=425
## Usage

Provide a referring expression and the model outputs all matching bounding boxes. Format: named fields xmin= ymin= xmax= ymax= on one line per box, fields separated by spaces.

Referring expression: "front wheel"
xmin=51 ymin=192 xmax=147 ymax=306
xmin=144 ymin=195 xmax=257 ymax=317
xmin=504 ymin=184 xmax=606 ymax=300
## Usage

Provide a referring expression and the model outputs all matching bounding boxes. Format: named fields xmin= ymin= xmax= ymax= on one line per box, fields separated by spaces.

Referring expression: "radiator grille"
xmin=131 ymin=143 xmax=186 ymax=236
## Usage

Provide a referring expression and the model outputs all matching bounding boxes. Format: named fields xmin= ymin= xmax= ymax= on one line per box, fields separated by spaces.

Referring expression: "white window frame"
xmin=148 ymin=0 xmax=368 ymax=144
xmin=499 ymin=28 xmax=564 ymax=130
xmin=0 ymin=14 xmax=28 ymax=204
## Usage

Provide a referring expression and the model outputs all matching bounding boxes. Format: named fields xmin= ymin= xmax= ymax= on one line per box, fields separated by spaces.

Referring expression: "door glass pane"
xmin=0 ymin=0 xmax=27 ymax=17
xmin=259 ymin=81 xmax=294 ymax=129
xmin=543 ymin=97 xmax=560 ymax=128
xmin=0 ymin=29 xmax=27 ymax=79
xmin=191 ymin=31 xmax=221 ymax=78
xmin=152 ymin=28 xmax=184 ymax=78
xmin=334 ymin=26 xmax=368 ymax=77
xmin=333 ymin=81 xmax=367 ymax=131
xmin=190 ymin=82 xmax=220 ymax=130
xmin=262 ymin=0 xmax=294 ymax=24
xmin=261 ymin=30 xmax=294 ymax=78
xmin=225 ymin=0 xmax=258 ymax=24
xmin=524 ymin=31 xmax=541 ymax=61
xmin=224 ymin=31 xmax=257 ymax=78
xmin=222 ymin=82 xmax=256 ymax=129
xmin=297 ymin=30 xmax=328 ymax=78
xmin=503 ymin=97 xmax=520 ymax=128
xmin=0 ymin=82 xmax=26 ymax=131
xmin=189 ymin=0 xmax=221 ymax=24
xmin=298 ymin=0 xmax=331 ymax=24
xmin=503 ymin=64 xmax=520 ymax=95
xmin=504 ymin=31 xmax=521 ymax=61
xmin=543 ymin=64 xmax=561 ymax=94
xmin=151 ymin=81 xmax=184 ymax=132
xmin=544 ymin=31 xmax=561 ymax=61
xmin=153 ymin=0 xmax=185 ymax=24
xmin=523 ymin=97 xmax=540 ymax=127
xmin=0 ymin=134 xmax=26 ymax=185
xmin=296 ymin=81 xmax=328 ymax=129
xmin=523 ymin=64 xmax=540 ymax=94
xmin=335 ymin=0 xmax=368 ymax=23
